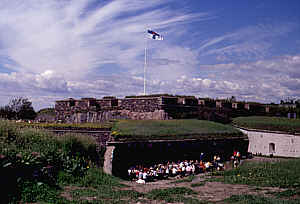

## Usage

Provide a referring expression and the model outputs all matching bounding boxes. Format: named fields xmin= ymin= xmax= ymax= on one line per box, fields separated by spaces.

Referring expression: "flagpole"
xmin=144 ymin=37 xmax=147 ymax=96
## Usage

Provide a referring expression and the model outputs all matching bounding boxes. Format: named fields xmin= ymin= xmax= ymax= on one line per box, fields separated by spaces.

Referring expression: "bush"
xmin=0 ymin=120 xmax=102 ymax=203
xmin=78 ymin=168 xmax=123 ymax=188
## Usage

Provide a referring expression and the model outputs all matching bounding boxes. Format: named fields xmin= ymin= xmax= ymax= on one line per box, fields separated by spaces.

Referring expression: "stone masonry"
xmin=55 ymin=95 xmax=278 ymax=123
xmin=55 ymin=96 xmax=197 ymax=123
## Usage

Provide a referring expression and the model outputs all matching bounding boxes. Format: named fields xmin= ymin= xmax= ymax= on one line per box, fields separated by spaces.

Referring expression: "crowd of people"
xmin=128 ymin=151 xmax=242 ymax=184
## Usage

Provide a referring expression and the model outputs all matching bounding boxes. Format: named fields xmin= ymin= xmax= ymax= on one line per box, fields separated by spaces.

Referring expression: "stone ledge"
xmin=233 ymin=125 xmax=300 ymax=136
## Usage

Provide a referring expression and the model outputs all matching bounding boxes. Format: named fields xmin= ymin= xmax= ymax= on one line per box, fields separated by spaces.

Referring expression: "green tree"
xmin=7 ymin=97 xmax=37 ymax=120
xmin=0 ymin=105 xmax=14 ymax=119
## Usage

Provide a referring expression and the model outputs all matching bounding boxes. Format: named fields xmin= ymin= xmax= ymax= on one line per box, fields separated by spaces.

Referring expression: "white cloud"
xmin=0 ymin=1 xmax=299 ymax=110
xmin=0 ymin=54 xmax=299 ymax=109
xmin=0 ymin=0 xmax=208 ymax=80
xmin=199 ymin=23 xmax=297 ymax=62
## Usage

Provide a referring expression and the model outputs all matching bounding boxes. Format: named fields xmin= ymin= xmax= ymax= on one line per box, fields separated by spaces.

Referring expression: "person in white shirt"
xmin=142 ymin=172 xmax=148 ymax=182
xmin=186 ymin=165 xmax=191 ymax=176
xmin=165 ymin=168 xmax=169 ymax=178
xmin=172 ymin=167 xmax=177 ymax=176
xmin=181 ymin=166 xmax=186 ymax=177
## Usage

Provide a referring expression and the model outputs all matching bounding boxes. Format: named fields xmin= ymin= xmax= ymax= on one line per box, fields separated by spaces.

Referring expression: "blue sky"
xmin=0 ymin=0 xmax=300 ymax=110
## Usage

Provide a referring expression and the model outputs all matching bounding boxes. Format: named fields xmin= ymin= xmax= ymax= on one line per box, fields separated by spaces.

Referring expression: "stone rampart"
xmin=119 ymin=97 xmax=161 ymax=112
xmin=55 ymin=97 xmax=171 ymax=122
xmin=55 ymin=95 xmax=279 ymax=123
xmin=68 ymin=109 xmax=169 ymax=123
xmin=238 ymin=128 xmax=300 ymax=157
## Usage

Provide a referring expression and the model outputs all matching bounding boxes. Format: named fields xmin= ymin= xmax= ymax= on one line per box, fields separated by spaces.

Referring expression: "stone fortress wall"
xmin=55 ymin=95 xmax=275 ymax=123
xmin=55 ymin=97 xmax=171 ymax=123
xmin=239 ymin=128 xmax=300 ymax=157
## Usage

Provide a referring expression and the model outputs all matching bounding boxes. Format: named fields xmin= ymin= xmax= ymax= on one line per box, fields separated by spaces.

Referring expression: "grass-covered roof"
xmin=111 ymin=119 xmax=244 ymax=141
xmin=232 ymin=116 xmax=300 ymax=133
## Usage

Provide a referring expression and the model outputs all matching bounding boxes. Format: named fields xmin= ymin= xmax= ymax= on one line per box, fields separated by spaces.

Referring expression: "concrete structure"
xmin=239 ymin=128 xmax=300 ymax=157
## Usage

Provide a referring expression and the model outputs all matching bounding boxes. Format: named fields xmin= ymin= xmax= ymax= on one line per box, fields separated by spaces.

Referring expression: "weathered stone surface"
xmin=55 ymin=96 xmax=273 ymax=123
xmin=55 ymin=97 xmax=174 ymax=122
xmin=103 ymin=146 xmax=115 ymax=175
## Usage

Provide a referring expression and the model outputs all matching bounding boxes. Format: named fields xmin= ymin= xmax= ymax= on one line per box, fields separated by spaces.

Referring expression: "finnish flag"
xmin=147 ymin=29 xmax=163 ymax=40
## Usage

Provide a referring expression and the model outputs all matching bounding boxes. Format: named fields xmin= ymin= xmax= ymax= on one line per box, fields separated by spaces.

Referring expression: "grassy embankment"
xmin=0 ymin=119 xmax=128 ymax=203
xmin=2 ymin=119 xmax=300 ymax=203
xmin=233 ymin=116 xmax=300 ymax=133
xmin=112 ymin=119 xmax=244 ymax=141
xmin=219 ymin=158 xmax=300 ymax=203
xmin=17 ymin=121 xmax=112 ymax=130
xmin=0 ymin=119 xmax=208 ymax=203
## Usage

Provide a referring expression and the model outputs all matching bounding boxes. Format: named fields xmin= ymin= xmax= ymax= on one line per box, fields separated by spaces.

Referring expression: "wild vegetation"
xmin=1 ymin=119 xmax=300 ymax=203
xmin=222 ymin=159 xmax=300 ymax=189
xmin=112 ymin=119 xmax=244 ymax=141
xmin=0 ymin=119 xmax=103 ymax=203
xmin=18 ymin=121 xmax=112 ymax=130
xmin=232 ymin=116 xmax=300 ymax=133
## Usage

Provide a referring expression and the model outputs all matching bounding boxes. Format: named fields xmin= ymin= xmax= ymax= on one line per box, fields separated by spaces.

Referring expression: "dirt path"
xmin=121 ymin=173 xmax=283 ymax=202
xmin=121 ymin=158 xmax=287 ymax=202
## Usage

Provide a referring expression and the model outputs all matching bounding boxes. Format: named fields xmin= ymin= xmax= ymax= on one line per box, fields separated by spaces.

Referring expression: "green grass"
xmin=190 ymin=182 xmax=206 ymax=187
xmin=63 ymin=168 xmax=142 ymax=203
xmin=232 ymin=116 xmax=300 ymax=133
xmin=169 ymin=175 xmax=195 ymax=184
xmin=112 ymin=119 xmax=244 ymax=141
xmin=146 ymin=187 xmax=202 ymax=203
xmin=268 ymin=189 xmax=300 ymax=198
xmin=71 ymin=188 xmax=143 ymax=202
xmin=222 ymin=159 xmax=300 ymax=189
xmin=17 ymin=121 xmax=112 ymax=130
xmin=224 ymin=194 xmax=300 ymax=204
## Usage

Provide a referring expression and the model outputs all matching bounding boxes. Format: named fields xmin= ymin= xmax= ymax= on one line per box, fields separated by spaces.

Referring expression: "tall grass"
xmin=17 ymin=121 xmax=112 ymax=130
xmin=223 ymin=159 xmax=300 ymax=189
xmin=0 ymin=119 xmax=102 ymax=203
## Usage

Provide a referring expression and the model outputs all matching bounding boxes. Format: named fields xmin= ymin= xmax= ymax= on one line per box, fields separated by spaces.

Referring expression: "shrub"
xmin=0 ymin=120 xmax=102 ymax=203
xmin=78 ymin=168 xmax=123 ymax=188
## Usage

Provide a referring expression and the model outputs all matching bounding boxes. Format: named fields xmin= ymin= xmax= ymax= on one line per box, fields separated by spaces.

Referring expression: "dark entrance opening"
xmin=111 ymin=139 xmax=248 ymax=179
xmin=269 ymin=143 xmax=275 ymax=154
